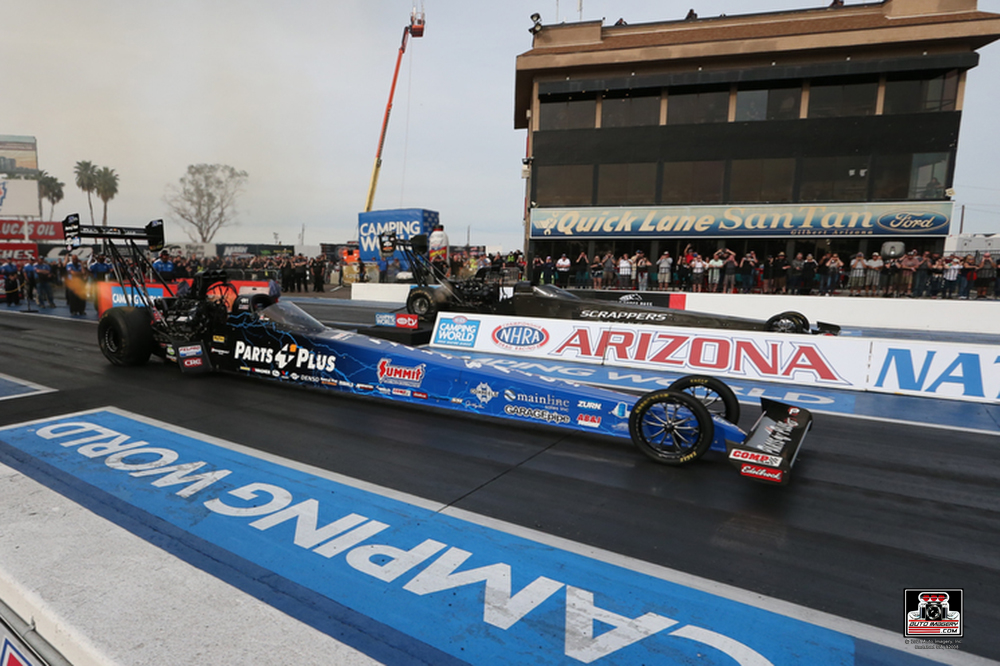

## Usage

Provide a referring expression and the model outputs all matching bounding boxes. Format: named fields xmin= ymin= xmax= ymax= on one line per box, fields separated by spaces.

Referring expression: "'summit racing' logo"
xmin=377 ymin=358 xmax=426 ymax=387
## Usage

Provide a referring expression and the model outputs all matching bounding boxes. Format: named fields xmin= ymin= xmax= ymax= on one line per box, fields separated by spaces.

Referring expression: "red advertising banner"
xmin=0 ymin=220 xmax=64 ymax=241
xmin=0 ymin=242 xmax=38 ymax=261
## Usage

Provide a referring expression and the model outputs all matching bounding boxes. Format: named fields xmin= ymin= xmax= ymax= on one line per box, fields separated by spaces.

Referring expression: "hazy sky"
xmin=4 ymin=0 xmax=1000 ymax=249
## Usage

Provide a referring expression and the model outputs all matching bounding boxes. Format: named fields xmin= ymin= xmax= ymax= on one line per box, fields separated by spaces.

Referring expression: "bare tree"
xmin=163 ymin=164 xmax=248 ymax=242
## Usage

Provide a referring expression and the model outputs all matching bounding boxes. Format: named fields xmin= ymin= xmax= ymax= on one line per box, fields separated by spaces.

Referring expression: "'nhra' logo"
xmin=491 ymin=322 xmax=549 ymax=351
xmin=377 ymin=358 xmax=426 ymax=387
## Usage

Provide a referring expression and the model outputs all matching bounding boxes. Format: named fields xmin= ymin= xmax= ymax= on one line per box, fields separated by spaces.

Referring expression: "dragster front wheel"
xmin=98 ymin=306 xmax=153 ymax=366
xmin=628 ymin=389 xmax=714 ymax=465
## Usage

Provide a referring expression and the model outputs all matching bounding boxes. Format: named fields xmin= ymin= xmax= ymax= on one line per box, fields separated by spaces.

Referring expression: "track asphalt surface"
xmin=0 ymin=295 xmax=997 ymax=665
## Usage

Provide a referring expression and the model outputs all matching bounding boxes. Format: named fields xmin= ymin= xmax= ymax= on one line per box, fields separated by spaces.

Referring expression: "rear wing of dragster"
xmin=62 ymin=213 xmax=165 ymax=253
xmin=61 ymin=213 xmax=174 ymax=308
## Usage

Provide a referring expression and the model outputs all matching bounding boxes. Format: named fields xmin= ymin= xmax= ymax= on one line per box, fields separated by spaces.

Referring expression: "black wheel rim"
xmin=681 ymin=385 xmax=725 ymax=418
xmin=412 ymin=296 xmax=430 ymax=315
xmin=638 ymin=401 xmax=701 ymax=456
xmin=103 ymin=327 xmax=121 ymax=354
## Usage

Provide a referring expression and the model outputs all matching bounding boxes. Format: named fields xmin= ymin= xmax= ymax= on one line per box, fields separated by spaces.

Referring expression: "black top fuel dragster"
xmin=383 ymin=234 xmax=839 ymax=336
xmin=68 ymin=216 xmax=814 ymax=485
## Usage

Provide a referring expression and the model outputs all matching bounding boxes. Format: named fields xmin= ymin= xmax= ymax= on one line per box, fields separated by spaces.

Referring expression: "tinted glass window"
xmin=661 ymin=161 xmax=725 ymax=203
xmin=872 ymin=153 xmax=951 ymax=200
xmin=535 ymin=165 xmax=594 ymax=206
xmin=800 ymin=156 xmax=870 ymax=201
xmin=884 ymin=70 xmax=958 ymax=114
xmin=735 ymin=86 xmax=801 ymax=121
xmin=730 ymin=159 xmax=795 ymax=202
xmin=910 ymin=153 xmax=949 ymax=199
xmin=667 ymin=88 xmax=729 ymax=125
xmin=808 ymin=79 xmax=878 ymax=118
xmin=598 ymin=163 xmax=657 ymax=205
xmin=602 ymin=93 xmax=660 ymax=128
xmin=539 ymin=98 xmax=597 ymax=130
xmin=872 ymin=154 xmax=914 ymax=200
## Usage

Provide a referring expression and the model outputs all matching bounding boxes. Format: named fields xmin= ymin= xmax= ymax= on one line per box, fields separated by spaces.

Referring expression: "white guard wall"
xmin=429 ymin=313 xmax=1000 ymax=404
xmin=681 ymin=293 xmax=1000 ymax=335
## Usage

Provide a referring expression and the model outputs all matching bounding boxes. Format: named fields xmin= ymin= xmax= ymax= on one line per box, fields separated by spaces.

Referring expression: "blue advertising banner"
xmin=530 ymin=202 xmax=953 ymax=240
xmin=0 ymin=408 xmax=943 ymax=666
xmin=358 ymin=208 xmax=439 ymax=266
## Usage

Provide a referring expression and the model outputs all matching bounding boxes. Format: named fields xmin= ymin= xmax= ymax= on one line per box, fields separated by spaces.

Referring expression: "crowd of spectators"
xmin=3 ymin=245 xmax=999 ymax=311
xmin=0 ymin=250 xmax=334 ymax=314
xmin=526 ymin=245 xmax=1000 ymax=300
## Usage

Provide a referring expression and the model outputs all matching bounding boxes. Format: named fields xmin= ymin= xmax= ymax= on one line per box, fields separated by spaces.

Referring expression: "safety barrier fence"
xmin=429 ymin=313 xmax=1000 ymax=404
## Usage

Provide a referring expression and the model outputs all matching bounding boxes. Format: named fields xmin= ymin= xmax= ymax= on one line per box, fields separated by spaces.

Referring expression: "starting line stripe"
xmin=0 ymin=407 xmax=987 ymax=666
xmin=0 ymin=373 xmax=55 ymax=403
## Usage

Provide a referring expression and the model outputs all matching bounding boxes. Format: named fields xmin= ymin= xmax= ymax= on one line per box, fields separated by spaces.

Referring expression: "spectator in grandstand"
xmin=942 ymin=255 xmax=961 ymax=299
xmin=899 ymin=250 xmax=920 ymax=296
xmin=574 ymin=250 xmax=590 ymax=288
xmin=656 ymin=251 xmax=672 ymax=291
xmin=635 ymin=251 xmax=651 ymax=291
xmin=707 ymin=251 xmax=724 ymax=292
xmin=801 ymin=254 xmax=817 ymax=295
xmin=556 ymin=253 xmax=572 ymax=287
xmin=976 ymin=253 xmax=995 ymax=299
xmin=690 ymin=253 xmax=706 ymax=292
xmin=787 ymin=252 xmax=804 ymax=294
xmin=617 ymin=253 xmax=633 ymax=289
xmin=847 ymin=252 xmax=866 ymax=297
xmin=590 ymin=253 xmax=604 ymax=290
xmin=771 ymin=252 xmax=787 ymax=294
xmin=822 ymin=253 xmax=843 ymax=295
xmin=864 ymin=252 xmax=883 ymax=297
xmin=740 ymin=251 xmax=758 ymax=293
xmin=721 ymin=250 xmax=738 ymax=293
xmin=958 ymin=254 xmax=977 ymax=300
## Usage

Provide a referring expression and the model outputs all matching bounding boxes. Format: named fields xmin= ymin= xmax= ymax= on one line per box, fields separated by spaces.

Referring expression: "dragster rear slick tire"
xmin=98 ymin=306 xmax=154 ymax=366
xmin=668 ymin=374 xmax=740 ymax=423
xmin=628 ymin=389 xmax=714 ymax=465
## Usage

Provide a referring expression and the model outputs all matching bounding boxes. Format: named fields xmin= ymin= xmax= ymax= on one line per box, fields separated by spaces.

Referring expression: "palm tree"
xmin=74 ymin=161 xmax=98 ymax=224
xmin=38 ymin=173 xmax=65 ymax=220
xmin=94 ymin=167 xmax=119 ymax=226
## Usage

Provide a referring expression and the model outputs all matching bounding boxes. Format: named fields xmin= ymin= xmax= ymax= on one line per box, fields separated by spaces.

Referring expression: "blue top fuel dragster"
xmin=67 ymin=215 xmax=813 ymax=486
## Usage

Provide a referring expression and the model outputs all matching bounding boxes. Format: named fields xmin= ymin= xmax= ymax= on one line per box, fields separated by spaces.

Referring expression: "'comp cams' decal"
xmin=0 ymin=409 xmax=877 ymax=666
